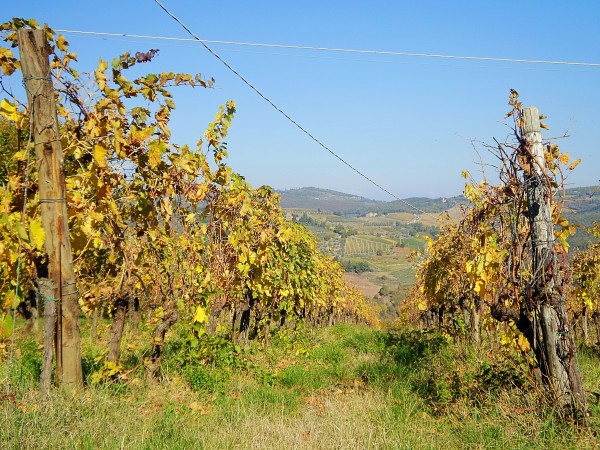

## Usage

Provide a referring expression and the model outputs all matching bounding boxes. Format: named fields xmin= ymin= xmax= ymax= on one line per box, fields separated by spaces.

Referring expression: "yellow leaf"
xmin=0 ymin=99 xmax=18 ymax=122
xmin=12 ymin=150 xmax=26 ymax=162
xmin=517 ymin=334 xmax=530 ymax=353
xmin=500 ymin=333 xmax=512 ymax=346
xmin=4 ymin=291 xmax=19 ymax=310
xmin=465 ymin=261 xmax=474 ymax=274
xmin=0 ymin=48 xmax=17 ymax=76
xmin=193 ymin=306 xmax=207 ymax=324
xmin=559 ymin=153 xmax=569 ymax=165
xmin=160 ymin=198 xmax=173 ymax=219
xmin=567 ymin=159 xmax=581 ymax=170
xmin=89 ymin=210 xmax=104 ymax=222
xmin=93 ymin=144 xmax=107 ymax=168
xmin=28 ymin=219 xmax=45 ymax=250
xmin=95 ymin=60 xmax=109 ymax=90
xmin=148 ymin=140 xmax=165 ymax=169
xmin=56 ymin=34 xmax=69 ymax=51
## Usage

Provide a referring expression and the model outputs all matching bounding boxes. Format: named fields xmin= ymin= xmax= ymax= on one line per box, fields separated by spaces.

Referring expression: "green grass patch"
xmin=401 ymin=235 xmax=426 ymax=250
xmin=1 ymin=323 xmax=598 ymax=448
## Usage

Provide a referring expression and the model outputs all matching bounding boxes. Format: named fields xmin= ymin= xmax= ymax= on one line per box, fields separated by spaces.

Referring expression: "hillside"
xmin=279 ymin=186 xmax=599 ymax=221
xmin=277 ymin=187 xmax=383 ymax=212
xmin=277 ymin=187 xmax=466 ymax=215
xmin=563 ymin=186 xmax=600 ymax=250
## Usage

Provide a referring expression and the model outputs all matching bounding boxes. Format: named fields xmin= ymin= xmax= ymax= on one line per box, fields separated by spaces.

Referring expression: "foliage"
xmin=342 ymin=259 xmax=372 ymax=273
xmin=0 ymin=18 xmax=371 ymax=385
xmin=405 ymin=91 xmax=587 ymax=415
xmin=408 ymin=91 xmax=579 ymax=338
xmin=571 ymin=223 xmax=600 ymax=325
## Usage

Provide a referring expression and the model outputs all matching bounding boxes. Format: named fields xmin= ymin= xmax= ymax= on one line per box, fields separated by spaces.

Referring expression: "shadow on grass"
xmin=356 ymin=329 xmax=448 ymax=384
xmin=381 ymin=329 xmax=449 ymax=367
xmin=357 ymin=328 xmax=530 ymax=414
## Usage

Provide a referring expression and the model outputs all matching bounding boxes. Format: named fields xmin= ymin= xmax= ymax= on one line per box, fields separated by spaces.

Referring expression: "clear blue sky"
xmin=5 ymin=1 xmax=600 ymax=200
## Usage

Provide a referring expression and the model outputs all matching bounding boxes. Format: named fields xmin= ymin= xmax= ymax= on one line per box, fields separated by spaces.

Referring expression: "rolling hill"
xmin=277 ymin=187 xmax=466 ymax=215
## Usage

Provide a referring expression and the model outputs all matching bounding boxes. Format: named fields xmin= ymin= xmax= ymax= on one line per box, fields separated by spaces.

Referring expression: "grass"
xmin=1 ymin=322 xmax=599 ymax=449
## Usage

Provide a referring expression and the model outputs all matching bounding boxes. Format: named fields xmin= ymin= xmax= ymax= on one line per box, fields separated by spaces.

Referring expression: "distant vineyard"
xmin=363 ymin=220 xmax=395 ymax=227
xmin=344 ymin=235 xmax=395 ymax=256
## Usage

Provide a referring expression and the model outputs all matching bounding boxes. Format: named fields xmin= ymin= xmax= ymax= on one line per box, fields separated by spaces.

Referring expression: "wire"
xmin=151 ymin=0 xmax=439 ymax=219
xmin=55 ymin=28 xmax=600 ymax=68
xmin=55 ymin=32 xmax=600 ymax=76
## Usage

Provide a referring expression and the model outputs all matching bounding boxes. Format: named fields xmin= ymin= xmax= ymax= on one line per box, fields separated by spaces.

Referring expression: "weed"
xmin=10 ymin=337 xmax=42 ymax=389
xmin=310 ymin=343 xmax=344 ymax=364
xmin=170 ymin=327 xmax=251 ymax=371
xmin=184 ymin=366 xmax=230 ymax=395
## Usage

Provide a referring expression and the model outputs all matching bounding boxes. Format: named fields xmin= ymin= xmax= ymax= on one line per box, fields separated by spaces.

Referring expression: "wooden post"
xmin=18 ymin=28 xmax=83 ymax=390
xmin=38 ymin=278 xmax=57 ymax=394
xmin=522 ymin=107 xmax=586 ymax=415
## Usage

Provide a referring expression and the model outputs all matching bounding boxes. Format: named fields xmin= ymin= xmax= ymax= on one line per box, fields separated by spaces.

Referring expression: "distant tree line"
xmin=342 ymin=259 xmax=372 ymax=274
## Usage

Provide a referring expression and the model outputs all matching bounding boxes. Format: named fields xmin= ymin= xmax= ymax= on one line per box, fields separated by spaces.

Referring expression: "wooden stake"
xmin=38 ymin=278 xmax=56 ymax=394
xmin=18 ymin=28 xmax=82 ymax=390
xmin=522 ymin=106 xmax=586 ymax=415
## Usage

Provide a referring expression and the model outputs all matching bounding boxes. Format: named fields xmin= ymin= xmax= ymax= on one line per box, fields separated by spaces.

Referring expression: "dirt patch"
xmin=392 ymin=246 xmax=412 ymax=257
xmin=343 ymin=273 xmax=381 ymax=299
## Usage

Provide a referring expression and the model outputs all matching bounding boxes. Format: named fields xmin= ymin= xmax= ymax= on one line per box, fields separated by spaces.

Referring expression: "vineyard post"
xmin=521 ymin=107 xmax=586 ymax=415
xmin=18 ymin=28 xmax=83 ymax=390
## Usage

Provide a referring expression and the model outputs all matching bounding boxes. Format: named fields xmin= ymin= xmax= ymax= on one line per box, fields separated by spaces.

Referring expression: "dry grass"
xmin=2 ymin=324 xmax=599 ymax=449
xmin=0 ymin=381 xmax=450 ymax=449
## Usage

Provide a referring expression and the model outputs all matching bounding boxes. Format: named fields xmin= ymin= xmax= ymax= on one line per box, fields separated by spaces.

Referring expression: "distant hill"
xmin=277 ymin=186 xmax=600 ymax=250
xmin=563 ymin=186 xmax=600 ymax=250
xmin=277 ymin=187 xmax=382 ymax=213
xmin=277 ymin=187 xmax=466 ymax=215
xmin=564 ymin=186 xmax=600 ymax=215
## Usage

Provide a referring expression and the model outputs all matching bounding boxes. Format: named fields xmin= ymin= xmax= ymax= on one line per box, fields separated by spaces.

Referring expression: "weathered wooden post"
xmin=18 ymin=28 xmax=83 ymax=390
xmin=521 ymin=106 xmax=586 ymax=415
xmin=39 ymin=278 xmax=57 ymax=394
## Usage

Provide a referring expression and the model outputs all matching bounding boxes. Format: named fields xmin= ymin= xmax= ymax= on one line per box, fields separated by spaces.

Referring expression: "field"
xmin=292 ymin=208 xmax=432 ymax=320
xmin=344 ymin=235 xmax=395 ymax=256
xmin=2 ymin=322 xmax=600 ymax=449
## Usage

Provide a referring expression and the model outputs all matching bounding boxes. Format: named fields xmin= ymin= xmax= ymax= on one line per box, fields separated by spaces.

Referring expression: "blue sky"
xmin=4 ymin=1 xmax=600 ymax=200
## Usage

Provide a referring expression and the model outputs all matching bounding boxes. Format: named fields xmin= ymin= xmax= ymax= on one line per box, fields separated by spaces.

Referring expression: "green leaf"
xmin=16 ymin=222 xmax=29 ymax=242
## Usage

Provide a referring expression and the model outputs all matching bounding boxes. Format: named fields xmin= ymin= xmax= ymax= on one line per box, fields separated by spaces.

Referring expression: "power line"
xmin=55 ymin=30 xmax=599 ymax=74
xmin=55 ymin=28 xmax=600 ymax=68
xmin=150 ymin=0 xmax=440 ymax=220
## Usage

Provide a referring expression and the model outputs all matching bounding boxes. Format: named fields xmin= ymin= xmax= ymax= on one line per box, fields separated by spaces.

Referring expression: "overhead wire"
xmin=54 ymin=32 xmax=600 ymax=75
xmin=149 ymin=0 xmax=440 ymax=219
xmin=54 ymin=29 xmax=600 ymax=68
